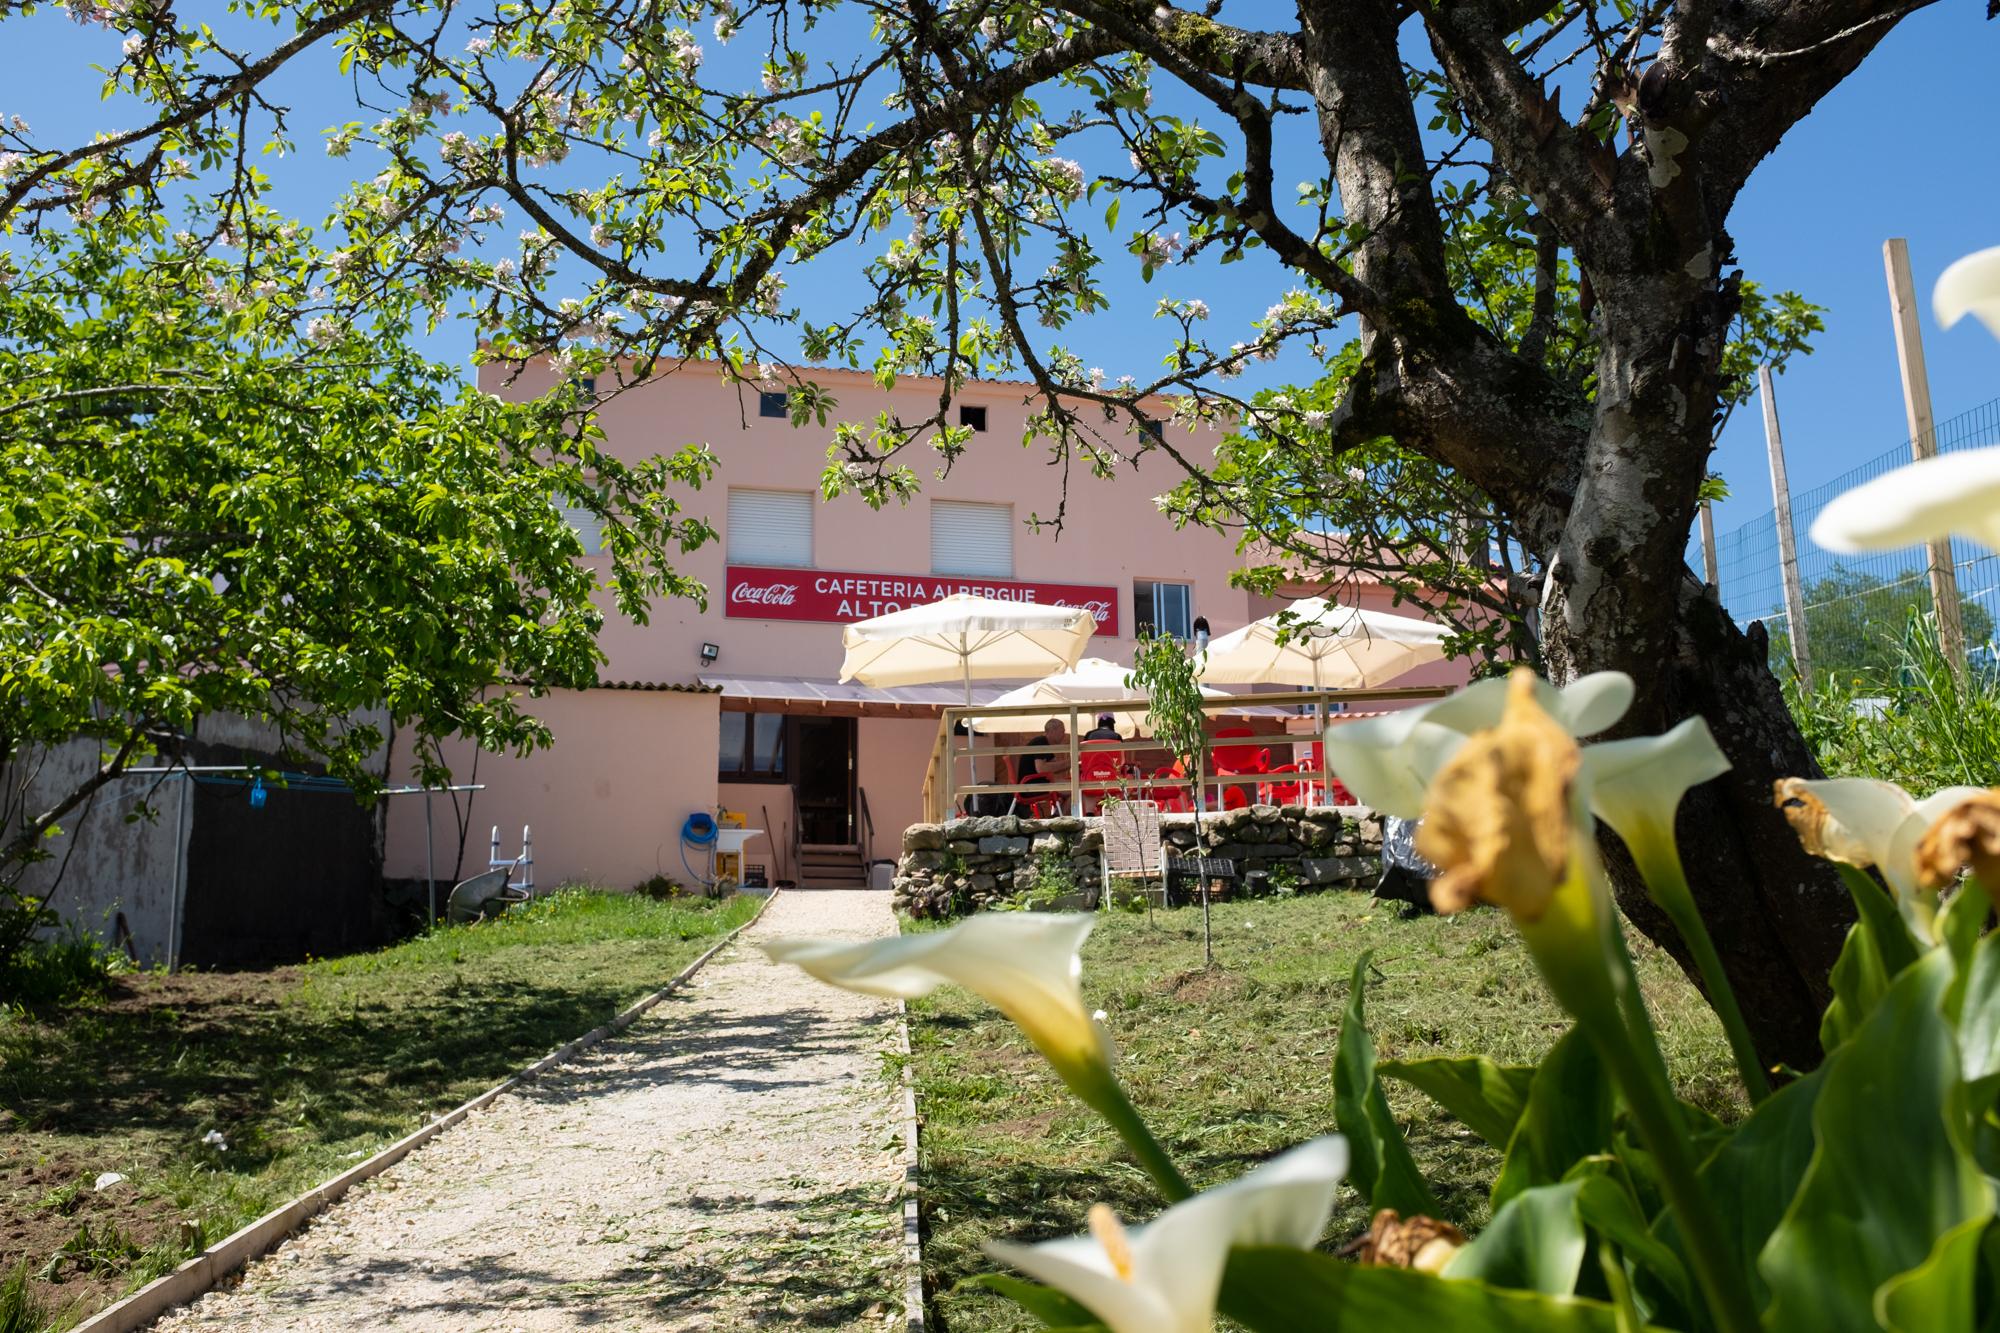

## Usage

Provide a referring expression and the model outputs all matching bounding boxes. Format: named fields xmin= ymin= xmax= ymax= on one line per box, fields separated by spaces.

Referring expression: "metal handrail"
xmin=858 ymin=784 xmax=876 ymax=862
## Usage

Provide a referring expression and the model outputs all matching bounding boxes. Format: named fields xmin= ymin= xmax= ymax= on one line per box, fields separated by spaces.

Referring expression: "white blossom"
xmin=465 ymin=35 xmax=491 ymax=55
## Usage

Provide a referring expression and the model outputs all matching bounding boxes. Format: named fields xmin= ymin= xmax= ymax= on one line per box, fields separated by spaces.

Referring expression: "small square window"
xmin=1135 ymin=580 xmax=1194 ymax=640
xmin=580 ymin=376 xmax=597 ymax=396
xmin=758 ymin=390 xmax=788 ymax=418
xmin=1140 ymin=418 xmax=1164 ymax=444
xmin=959 ymin=405 xmax=988 ymax=432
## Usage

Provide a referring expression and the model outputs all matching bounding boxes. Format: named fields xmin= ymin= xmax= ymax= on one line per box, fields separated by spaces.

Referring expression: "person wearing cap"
xmin=1082 ymin=712 xmax=1122 ymax=744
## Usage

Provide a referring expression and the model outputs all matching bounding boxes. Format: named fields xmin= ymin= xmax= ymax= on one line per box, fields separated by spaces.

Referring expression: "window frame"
xmin=1133 ymin=578 xmax=1196 ymax=641
xmin=758 ymin=390 xmax=788 ymax=418
xmin=958 ymin=404 xmax=988 ymax=432
xmin=726 ymin=487 xmax=815 ymax=568
xmin=718 ymin=711 xmax=793 ymax=783
xmin=930 ymin=498 xmax=1015 ymax=578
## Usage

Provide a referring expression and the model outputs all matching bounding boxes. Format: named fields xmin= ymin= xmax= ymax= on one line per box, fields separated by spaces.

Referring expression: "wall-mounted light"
xmin=1192 ymin=616 xmax=1211 ymax=655
xmin=699 ymin=642 xmax=720 ymax=666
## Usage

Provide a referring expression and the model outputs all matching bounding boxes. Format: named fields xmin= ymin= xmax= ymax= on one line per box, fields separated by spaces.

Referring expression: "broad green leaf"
xmin=1819 ymin=864 xmax=1917 ymax=1054
xmin=1378 ymin=1054 xmax=1537 ymax=1148
xmin=1762 ymin=950 xmax=1992 ymax=1332
xmin=1490 ymin=1026 xmax=1611 ymax=1211
xmin=1656 ymin=1065 xmax=1822 ymax=1312
xmin=1568 ymin=1168 xmax=1692 ymax=1314
xmin=1219 ymin=1245 xmax=1633 ymax=1331
xmin=1951 ymin=922 xmax=2000 ymax=1092
xmin=1443 ymin=1179 xmax=1587 ymax=1295
xmin=1334 ymin=950 xmax=1438 ymax=1217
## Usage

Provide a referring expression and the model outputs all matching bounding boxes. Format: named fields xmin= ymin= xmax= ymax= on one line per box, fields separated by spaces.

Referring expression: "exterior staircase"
xmin=798 ymin=843 xmax=869 ymax=889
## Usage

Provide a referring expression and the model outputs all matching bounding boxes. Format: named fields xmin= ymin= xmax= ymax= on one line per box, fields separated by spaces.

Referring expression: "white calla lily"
xmin=1583 ymin=716 xmax=1730 ymax=858
xmin=1326 ymin=671 xmax=1636 ymax=819
xmin=1774 ymin=777 xmax=1987 ymax=900
xmin=1807 ymin=446 xmax=2000 ymax=554
xmin=1935 ymin=244 xmax=2000 ymax=339
xmin=986 ymin=1137 xmax=1348 ymax=1333
xmin=764 ymin=912 xmax=1110 ymax=1077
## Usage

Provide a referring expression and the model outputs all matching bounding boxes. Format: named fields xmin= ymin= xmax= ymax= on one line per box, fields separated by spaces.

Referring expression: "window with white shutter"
xmin=727 ymin=488 xmax=814 ymax=567
xmin=931 ymin=500 xmax=1014 ymax=578
xmin=554 ymin=501 xmax=607 ymax=555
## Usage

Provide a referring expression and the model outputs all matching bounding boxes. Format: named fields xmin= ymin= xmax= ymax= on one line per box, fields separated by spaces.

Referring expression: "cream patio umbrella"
xmin=1198 ymin=597 xmax=1450 ymax=689
xmin=837 ymin=593 xmax=1098 ymax=701
xmin=963 ymin=656 xmax=1232 ymax=735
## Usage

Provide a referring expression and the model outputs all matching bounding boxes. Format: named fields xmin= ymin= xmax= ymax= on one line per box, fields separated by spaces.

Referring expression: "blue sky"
xmin=5 ymin=3 xmax=1995 ymax=555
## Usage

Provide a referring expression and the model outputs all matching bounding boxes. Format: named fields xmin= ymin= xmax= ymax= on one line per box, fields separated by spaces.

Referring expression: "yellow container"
xmin=716 ymin=809 xmax=747 ymax=882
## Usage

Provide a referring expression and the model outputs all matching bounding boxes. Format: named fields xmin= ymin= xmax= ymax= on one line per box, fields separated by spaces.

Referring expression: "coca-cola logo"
xmin=1055 ymin=598 xmax=1113 ymax=623
xmin=731 ymin=581 xmax=799 ymax=606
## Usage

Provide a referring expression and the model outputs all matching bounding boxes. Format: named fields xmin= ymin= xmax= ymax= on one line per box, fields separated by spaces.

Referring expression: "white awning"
xmin=699 ymin=673 xmax=1019 ymax=711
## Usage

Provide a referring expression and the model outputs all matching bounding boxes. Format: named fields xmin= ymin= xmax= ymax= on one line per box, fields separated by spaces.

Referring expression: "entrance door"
xmin=794 ymin=716 xmax=856 ymax=846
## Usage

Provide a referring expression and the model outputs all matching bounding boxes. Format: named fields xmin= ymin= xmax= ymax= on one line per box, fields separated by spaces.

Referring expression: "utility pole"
xmin=1698 ymin=503 xmax=1720 ymax=590
xmin=1884 ymin=237 xmax=1968 ymax=672
xmin=1760 ymin=365 xmax=1813 ymax=692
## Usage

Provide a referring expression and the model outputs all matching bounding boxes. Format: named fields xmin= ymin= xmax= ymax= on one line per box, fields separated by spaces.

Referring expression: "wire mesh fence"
xmin=1703 ymin=396 xmax=2000 ymax=686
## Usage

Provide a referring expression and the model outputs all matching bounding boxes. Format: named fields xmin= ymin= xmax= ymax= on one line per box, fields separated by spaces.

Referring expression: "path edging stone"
xmin=74 ymin=889 xmax=779 ymax=1333
xmin=897 ymin=998 xmax=927 ymax=1333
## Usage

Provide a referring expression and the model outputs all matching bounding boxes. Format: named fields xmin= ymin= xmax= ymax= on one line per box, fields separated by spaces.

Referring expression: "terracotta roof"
xmin=594 ymin=679 xmax=722 ymax=693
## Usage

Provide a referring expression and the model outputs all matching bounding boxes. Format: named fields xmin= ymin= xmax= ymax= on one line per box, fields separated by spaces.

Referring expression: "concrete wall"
xmin=382 ymin=689 xmax=721 ymax=893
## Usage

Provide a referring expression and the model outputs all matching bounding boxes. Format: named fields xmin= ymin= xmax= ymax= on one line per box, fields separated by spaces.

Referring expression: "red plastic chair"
xmin=1149 ymin=765 xmax=1193 ymax=814
xmin=1079 ymin=740 xmax=1124 ymax=814
xmin=1260 ymin=763 xmax=1304 ymax=806
xmin=1015 ymin=771 xmax=1063 ymax=819
xmin=1222 ymin=785 xmax=1249 ymax=811
xmin=1212 ymin=727 xmax=1271 ymax=778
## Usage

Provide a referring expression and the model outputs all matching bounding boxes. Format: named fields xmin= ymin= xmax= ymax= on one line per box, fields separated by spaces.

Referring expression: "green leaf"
xmin=1658 ymin=1065 xmax=1822 ymax=1311
xmin=1103 ymin=198 xmax=1120 ymax=231
xmin=1818 ymin=864 xmax=1920 ymax=1053
xmin=1334 ymin=950 xmax=1438 ymax=1216
xmin=1490 ymin=1026 xmax=1611 ymax=1210
xmin=1953 ymin=925 xmax=2000 ymax=1096
xmin=1218 ymin=1246 xmax=1632 ymax=1331
xmin=1761 ymin=949 xmax=1993 ymax=1332
xmin=966 ymin=1273 xmax=1105 ymax=1328
xmin=1568 ymin=1167 xmax=1692 ymax=1313
xmin=1379 ymin=1054 xmax=1536 ymax=1148
xmin=1443 ymin=1180 xmax=1588 ymax=1295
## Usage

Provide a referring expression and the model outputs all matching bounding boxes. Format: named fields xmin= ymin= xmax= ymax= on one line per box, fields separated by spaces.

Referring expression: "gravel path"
xmin=154 ymin=890 xmax=907 ymax=1332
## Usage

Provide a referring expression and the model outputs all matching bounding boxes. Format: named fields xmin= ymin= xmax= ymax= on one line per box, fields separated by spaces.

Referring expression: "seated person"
xmin=1082 ymin=712 xmax=1122 ymax=743
xmin=1019 ymin=719 xmax=1072 ymax=805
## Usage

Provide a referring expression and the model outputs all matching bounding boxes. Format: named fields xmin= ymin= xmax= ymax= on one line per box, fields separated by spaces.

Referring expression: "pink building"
xmin=383 ymin=360 xmax=1462 ymax=892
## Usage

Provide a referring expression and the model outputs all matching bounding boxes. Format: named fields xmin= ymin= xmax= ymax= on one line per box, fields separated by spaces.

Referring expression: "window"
xmin=553 ymin=500 xmax=606 ymax=555
xmin=758 ymin=390 xmax=788 ymax=418
xmin=931 ymin=500 xmax=1014 ymax=578
xmin=1134 ymin=580 xmax=1194 ymax=640
xmin=958 ymin=404 xmax=988 ymax=432
xmin=727 ymin=488 xmax=813 ymax=567
xmin=580 ymin=376 xmax=597 ymax=396
xmin=1139 ymin=417 xmax=1164 ymax=444
xmin=719 ymin=712 xmax=789 ymax=781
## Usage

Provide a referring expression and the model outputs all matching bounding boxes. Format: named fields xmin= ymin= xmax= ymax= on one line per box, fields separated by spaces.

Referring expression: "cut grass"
xmin=907 ymin=892 xmax=1740 ymax=1332
xmin=0 ymin=887 xmax=760 ymax=1330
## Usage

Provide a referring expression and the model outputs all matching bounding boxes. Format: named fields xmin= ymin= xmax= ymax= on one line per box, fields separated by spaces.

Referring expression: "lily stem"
xmin=1084 ymin=1076 xmax=1193 ymax=1202
xmin=1633 ymin=841 xmax=1773 ymax=1105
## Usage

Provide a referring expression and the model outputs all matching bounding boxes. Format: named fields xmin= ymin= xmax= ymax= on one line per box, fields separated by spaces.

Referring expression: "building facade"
xmin=382 ymin=360 xmax=1461 ymax=892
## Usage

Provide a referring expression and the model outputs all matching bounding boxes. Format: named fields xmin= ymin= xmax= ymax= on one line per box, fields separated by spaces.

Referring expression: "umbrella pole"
xmin=962 ymin=656 xmax=974 ymax=817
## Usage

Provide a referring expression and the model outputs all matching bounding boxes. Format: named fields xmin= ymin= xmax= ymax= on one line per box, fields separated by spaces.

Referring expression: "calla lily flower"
xmin=1325 ymin=671 xmax=1636 ymax=819
xmin=985 ymin=1137 xmax=1348 ymax=1333
xmin=1807 ymin=446 xmax=2000 ymax=554
xmin=1935 ymin=245 xmax=2000 ymax=339
xmin=1583 ymin=716 xmax=1731 ymax=861
xmin=764 ymin=912 xmax=1111 ymax=1080
xmin=1773 ymin=777 xmax=1987 ymax=901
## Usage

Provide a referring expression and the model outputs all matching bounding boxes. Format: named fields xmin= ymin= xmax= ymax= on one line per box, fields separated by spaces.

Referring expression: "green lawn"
xmin=906 ymin=892 xmax=1739 ymax=1332
xmin=0 ymin=888 xmax=760 ymax=1331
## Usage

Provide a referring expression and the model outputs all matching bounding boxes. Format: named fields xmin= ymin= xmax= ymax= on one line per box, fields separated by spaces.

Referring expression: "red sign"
xmin=724 ymin=564 xmax=1120 ymax=635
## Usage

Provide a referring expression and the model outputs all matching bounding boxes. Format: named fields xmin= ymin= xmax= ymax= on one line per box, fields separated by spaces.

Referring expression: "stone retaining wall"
xmin=893 ymin=804 xmax=1385 ymax=918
